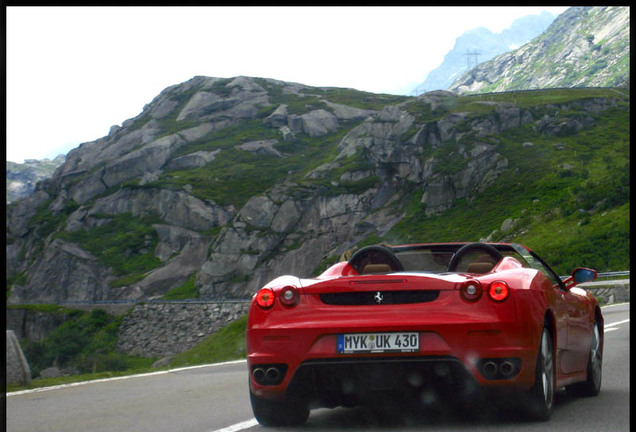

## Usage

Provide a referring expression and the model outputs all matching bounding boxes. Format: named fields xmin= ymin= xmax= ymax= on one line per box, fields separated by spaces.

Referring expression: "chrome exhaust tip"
xmin=266 ymin=367 xmax=280 ymax=383
xmin=499 ymin=361 xmax=516 ymax=377
xmin=482 ymin=361 xmax=498 ymax=379
xmin=253 ymin=368 xmax=266 ymax=384
xmin=252 ymin=364 xmax=287 ymax=385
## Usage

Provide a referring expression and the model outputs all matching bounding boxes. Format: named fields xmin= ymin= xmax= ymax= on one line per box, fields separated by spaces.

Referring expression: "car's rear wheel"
xmin=566 ymin=320 xmax=602 ymax=397
xmin=524 ymin=327 xmax=554 ymax=421
xmin=250 ymin=390 xmax=309 ymax=427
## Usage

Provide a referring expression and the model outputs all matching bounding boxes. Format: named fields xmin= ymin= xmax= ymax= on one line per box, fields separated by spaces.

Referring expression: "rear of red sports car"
xmin=246 ymin=243 xmax=598 ymax=426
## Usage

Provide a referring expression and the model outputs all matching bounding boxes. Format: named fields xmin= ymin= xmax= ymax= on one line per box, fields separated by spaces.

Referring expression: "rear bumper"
xmin=286 ymin=356 xmax=478 ymax=408
xmin=247 ymin=295 xmax=542 ymax=400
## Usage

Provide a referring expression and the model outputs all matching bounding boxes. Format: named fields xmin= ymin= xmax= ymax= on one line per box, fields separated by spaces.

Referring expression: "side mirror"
xmin=572 ymin=267 xmax=598 ymax=285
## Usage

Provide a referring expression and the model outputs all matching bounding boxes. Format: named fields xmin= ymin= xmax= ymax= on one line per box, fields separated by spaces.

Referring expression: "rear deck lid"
xmin=300 ymin=273 xmax=463 ymax=306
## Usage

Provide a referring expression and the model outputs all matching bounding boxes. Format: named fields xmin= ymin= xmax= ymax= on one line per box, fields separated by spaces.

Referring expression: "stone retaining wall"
xmin=116 ymin=302 xmax=250 ymax=358
xmin=115 ymin=285 xmax=629 ymax=359
xmin=586 ymin=284 xmax=630 ymax=305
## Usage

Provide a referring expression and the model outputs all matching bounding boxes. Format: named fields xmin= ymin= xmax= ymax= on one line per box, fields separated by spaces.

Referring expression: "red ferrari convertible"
xmin=246 ymin=242 xmax=603 ymax=426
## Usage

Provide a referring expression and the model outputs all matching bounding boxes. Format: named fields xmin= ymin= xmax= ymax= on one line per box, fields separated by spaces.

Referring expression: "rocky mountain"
xmin=449 ymin=6 xmax=630 ymax=94
xmin=6 ymin=155 xmax=66 ymax=203
xmin=409 ymin=11 xmax=557 ymax=95
xmin=6 ymin=75 xmax=629 ymax=305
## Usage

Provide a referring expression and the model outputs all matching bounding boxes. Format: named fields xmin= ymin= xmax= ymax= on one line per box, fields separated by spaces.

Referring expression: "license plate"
xmin=337 ymin=332 xmax=420 ymax=354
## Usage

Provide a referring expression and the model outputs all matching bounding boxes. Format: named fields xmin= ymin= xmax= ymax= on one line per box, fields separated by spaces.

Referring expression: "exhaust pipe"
xmin=482 ymin=361 xmax=498 ymax=379
xmin=266 ymin=367 xmax=281 ymax=383
xmin=253 ymin=365 xmax=287 ymax=385
xmin=499 ymin=361 xmax=516 ymax=378
xmin=253 ymin=368 xmax=266 ymax=384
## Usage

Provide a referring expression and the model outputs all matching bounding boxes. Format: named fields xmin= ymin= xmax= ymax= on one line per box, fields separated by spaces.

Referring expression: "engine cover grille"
xmin=319 ymin=290 xmax=439 ymax=306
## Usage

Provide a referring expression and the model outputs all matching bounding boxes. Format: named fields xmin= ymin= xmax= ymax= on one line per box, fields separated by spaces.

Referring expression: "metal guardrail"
xmin=597 ymin=271 xmax=630 ymax=278
xmin=10 ymin=271 xmax=629 ymax=307
xmin=62 ymin=299 xmax=250 ymax=304
xmin=560 ymin=271 xmax=630 ymax=280
xmin=12 ymin=298 xmax=252 ymax=306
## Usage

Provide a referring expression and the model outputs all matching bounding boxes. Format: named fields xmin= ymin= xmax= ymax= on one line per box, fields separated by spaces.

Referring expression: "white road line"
xmin=601 ymin=302 xmax=629 ymax=309
xmin=6 ymin=359 xmax=247 ymax=397
xmin=604 ymin=318 xmax=629 ymax=333
xmin=210 ymin=418 xmax=258 ymax=432
xmin=605 ymin=318 xmax=630 ymax=328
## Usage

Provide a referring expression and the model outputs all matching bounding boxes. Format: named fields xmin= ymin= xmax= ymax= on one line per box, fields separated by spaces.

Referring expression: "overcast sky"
xmin=6 ymin=6 xmax=568 ymax=163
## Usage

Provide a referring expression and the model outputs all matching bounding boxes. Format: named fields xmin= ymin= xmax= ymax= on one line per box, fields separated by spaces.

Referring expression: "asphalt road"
xmin=6 ymin=303 xmax=629 ymax=432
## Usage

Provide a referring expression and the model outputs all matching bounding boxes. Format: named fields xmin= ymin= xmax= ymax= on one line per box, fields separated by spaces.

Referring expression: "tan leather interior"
xmin=362 ymin=264 xmax=392 ymax=274
xmin=466 ymin=253 xmax=496 ymax=274
xmin=466 ymin=262 xmax=495 ymax=274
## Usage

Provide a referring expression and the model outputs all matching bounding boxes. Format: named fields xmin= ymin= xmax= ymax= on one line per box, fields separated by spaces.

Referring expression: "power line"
xmin=465 ymin=49 xmax=482 ymax=69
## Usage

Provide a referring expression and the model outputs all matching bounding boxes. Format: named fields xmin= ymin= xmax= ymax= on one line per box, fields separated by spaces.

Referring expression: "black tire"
xmin=250 ymin=390 xmax=309 ymax=427
xmin=566 ymin=321 xmax=602 ymax=397
xmin=446 ymin=243 xmax=503 ymax=272
xmin=524 ymin=327 xmax=555 ymax=421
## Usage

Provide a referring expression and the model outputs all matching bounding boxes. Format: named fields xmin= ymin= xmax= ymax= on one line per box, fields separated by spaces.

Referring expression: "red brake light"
xmin=460 ymin=280 xmax=483 ymax=301
xmin=489 ymin=281 xmax=510 ymax=302
xmin=279 ymin=286 xmax=300 ymax=307
xmin=256 ymin=288 xmax=275 ymax=309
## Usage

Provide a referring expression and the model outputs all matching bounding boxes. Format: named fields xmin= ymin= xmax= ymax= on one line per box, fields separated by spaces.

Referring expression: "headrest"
xmin=362 ymin=264 xmax=393 ymax=274
xmin=467 ymin=262 xmax=494 ymax=274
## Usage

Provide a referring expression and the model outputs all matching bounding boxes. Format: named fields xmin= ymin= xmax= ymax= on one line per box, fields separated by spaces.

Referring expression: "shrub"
xmin=162 ymin=274 xmax=199 ymax=300
xmin=57 ymin=213 xmax=162 ymax=281
xmin=22 ymin=309 xmax=129 ymax=376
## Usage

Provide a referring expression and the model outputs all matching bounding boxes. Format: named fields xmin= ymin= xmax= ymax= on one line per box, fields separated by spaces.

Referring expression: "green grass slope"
xmin=387 ymin=88 xmax=629 ymax=275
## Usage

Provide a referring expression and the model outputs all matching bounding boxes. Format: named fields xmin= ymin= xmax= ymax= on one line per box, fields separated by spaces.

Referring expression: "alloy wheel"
xmin=540 ymin=328 xmax=554 ymax=410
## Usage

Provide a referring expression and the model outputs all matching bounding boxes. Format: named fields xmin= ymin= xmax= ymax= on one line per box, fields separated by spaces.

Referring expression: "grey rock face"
xmin=6 ymin=190 xmax=50 ymax=238
xmin=6 ymin=156 xmax=66 ymax=204
xmin=8 ymin=239 xmax=114 ymax=304
xmin=322 ymin=100 xmax=376 ymax=120
xmin=6 ymin=75 xmax=623 ymax=305
xmin=448 ymin=7 xmax=629 ymax=94
xmin=85 ymin=188 xmax=233 ymax=232
xmin=167 ymin=150 xmax=220 ymax=170
xmin=6 ymin=330 xmax=31 ymax=386
xmin=102 ymin=134 xmax=186 ymax=188
xmin=409 ymin=11 xmax=557 ymax=95
xmin=264 ymin=104 xmax=289 ymax=128
xmin=287 ymin=109 xmax=340 ymax=137
xmin=237 ymin=139 xmax=282 ymax=157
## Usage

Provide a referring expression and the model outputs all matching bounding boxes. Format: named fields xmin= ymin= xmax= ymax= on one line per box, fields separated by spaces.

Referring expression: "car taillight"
xmin=256 ymin=288 xmax=275 ymax=309
xmin=489 ymin=281 xmax=510 ymax=302
xmin=279 ymin=286 xmax=300 ymax=307
xmin=460 ymin=280 xmax=483 ymax=301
